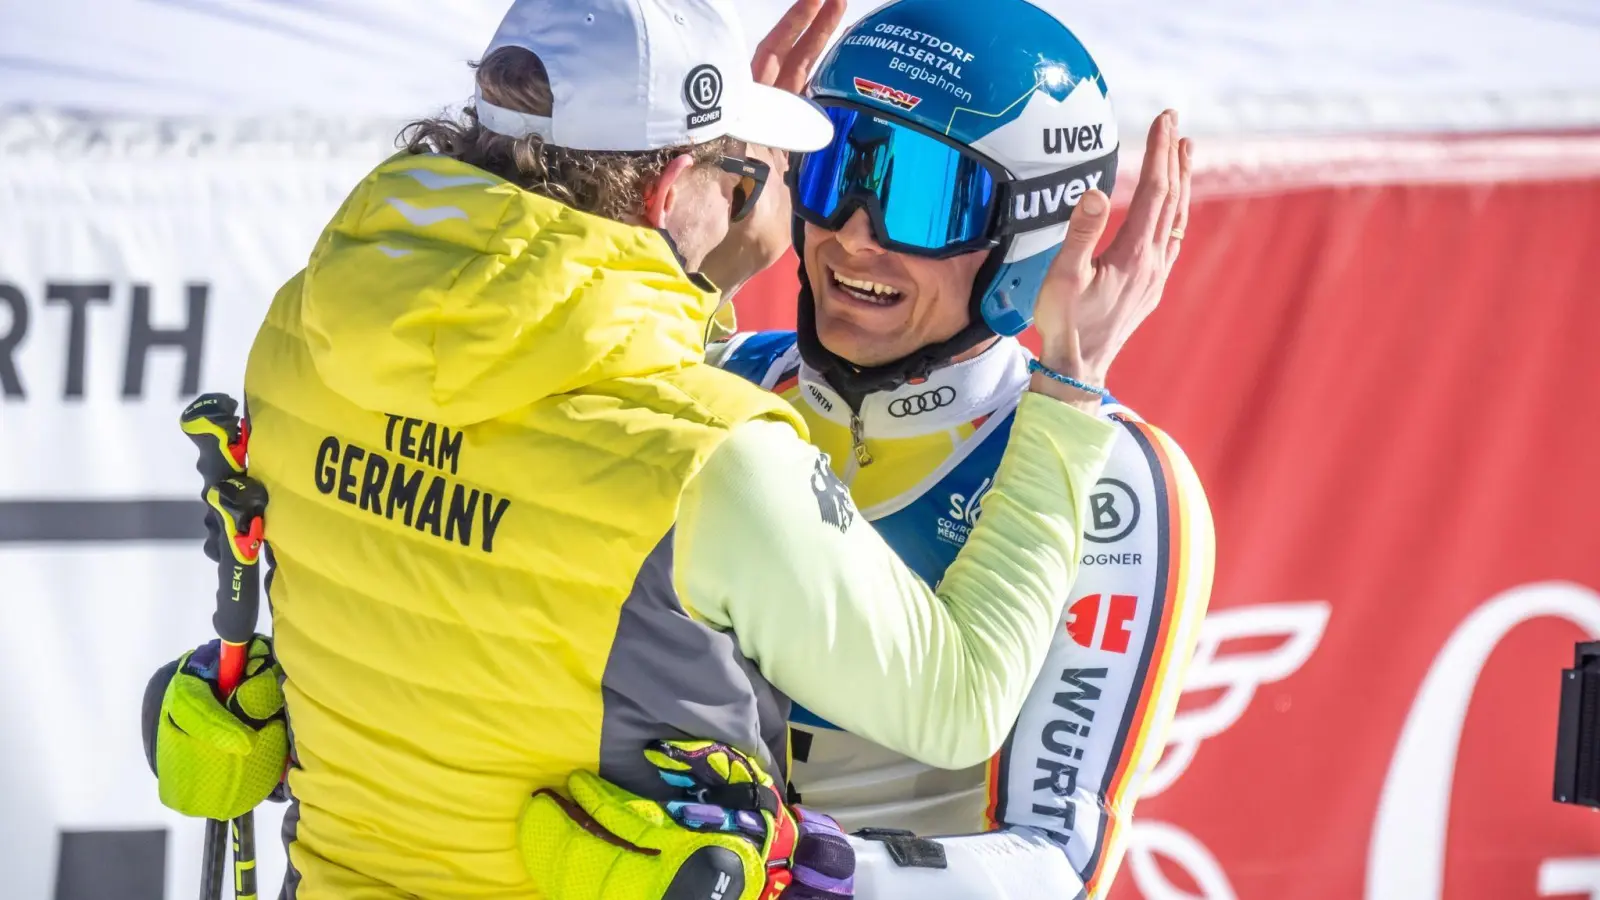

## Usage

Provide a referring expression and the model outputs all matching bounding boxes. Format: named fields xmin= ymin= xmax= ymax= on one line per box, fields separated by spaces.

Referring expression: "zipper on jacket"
xmin=837 ymin=383 xmax=873 ymax=472
xmin=849 ymin=411 xmax=874 ymax=470
xmin=821 ymin=380 xmax=871 ymax=481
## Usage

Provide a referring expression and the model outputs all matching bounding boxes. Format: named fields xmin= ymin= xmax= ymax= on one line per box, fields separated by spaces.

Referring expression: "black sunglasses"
xmin=718 ymin=155 xmax=770 ymax=223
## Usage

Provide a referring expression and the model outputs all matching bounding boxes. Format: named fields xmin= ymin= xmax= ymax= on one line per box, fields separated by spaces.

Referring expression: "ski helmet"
xmin=790 ymin=0 xmax=1118 ymax=394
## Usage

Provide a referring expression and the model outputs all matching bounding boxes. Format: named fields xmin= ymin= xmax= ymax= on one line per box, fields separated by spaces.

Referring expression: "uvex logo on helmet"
xmin=1011 ymin=168 xmax=1108 ymax=224
xmin=853 ymin=76 xmax=922 ymax=111
xmin=1043 ymin=124 xmax=1105 ymax=155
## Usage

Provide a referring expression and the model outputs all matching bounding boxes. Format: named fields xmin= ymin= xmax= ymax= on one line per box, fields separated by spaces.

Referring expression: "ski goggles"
xmin=791 ymin=100 xmax=1117 ymax=257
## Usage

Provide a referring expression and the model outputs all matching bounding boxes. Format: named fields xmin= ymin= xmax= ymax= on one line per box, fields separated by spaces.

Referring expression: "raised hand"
xmin=1029 ymin=110 xmax=1194 ymax=405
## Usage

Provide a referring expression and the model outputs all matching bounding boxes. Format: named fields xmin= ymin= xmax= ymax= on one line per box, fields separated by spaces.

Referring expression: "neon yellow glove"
xmin=518 ymin=738 xmax=850 ymax=900
xmin=141 ymin=636 xmax=288 ymax=820
xmin=518 ymin=767 xmax=774 ymax=900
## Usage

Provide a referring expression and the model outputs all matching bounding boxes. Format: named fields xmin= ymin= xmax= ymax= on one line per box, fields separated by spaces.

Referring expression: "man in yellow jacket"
xmin=141 ymin=0 xmax=1161 ymax=897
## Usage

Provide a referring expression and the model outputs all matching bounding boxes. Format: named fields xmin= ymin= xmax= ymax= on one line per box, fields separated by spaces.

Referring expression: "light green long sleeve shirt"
xmin=675 ymin=393 xmax=1117 ymax=770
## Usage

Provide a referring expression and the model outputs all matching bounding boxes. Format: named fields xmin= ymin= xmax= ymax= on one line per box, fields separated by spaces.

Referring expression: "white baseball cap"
xmin=476 ymin=0 xmax=834 ymax=154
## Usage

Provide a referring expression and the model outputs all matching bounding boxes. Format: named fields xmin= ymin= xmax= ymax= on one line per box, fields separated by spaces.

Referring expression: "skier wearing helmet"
xmin=699 ymin=1 xmax=1217 ymax=896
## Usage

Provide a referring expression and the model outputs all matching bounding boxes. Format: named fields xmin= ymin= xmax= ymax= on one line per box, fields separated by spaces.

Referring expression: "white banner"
xmin=0 ymin=116 xmax=395 ymax=899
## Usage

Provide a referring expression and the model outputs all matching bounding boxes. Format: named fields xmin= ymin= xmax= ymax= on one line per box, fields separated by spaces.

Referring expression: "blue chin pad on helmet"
xmin=980 ymin=246 xmax=1062 ymax=337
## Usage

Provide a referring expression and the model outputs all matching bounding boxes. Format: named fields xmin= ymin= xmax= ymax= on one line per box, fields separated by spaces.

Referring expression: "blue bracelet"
xmin=1027 ymin=358 xmax=1108 ymax=398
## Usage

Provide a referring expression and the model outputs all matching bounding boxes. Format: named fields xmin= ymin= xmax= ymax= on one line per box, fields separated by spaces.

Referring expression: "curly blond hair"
xmin=401 ymin=47 xmax=734 ymax=222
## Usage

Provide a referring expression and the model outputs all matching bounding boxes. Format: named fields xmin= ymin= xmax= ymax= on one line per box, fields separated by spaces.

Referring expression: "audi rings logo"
xmin=888 ymin=386 xmax=956 ymax=417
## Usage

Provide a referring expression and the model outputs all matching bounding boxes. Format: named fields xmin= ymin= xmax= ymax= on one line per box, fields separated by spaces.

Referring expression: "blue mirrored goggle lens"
xmin=797 ymin=106 xmax=997 ymax=252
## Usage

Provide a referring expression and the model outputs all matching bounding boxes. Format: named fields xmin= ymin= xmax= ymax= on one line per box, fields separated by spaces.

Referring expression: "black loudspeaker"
xmin=1555 ymin=641 xmax=1600 ymax=808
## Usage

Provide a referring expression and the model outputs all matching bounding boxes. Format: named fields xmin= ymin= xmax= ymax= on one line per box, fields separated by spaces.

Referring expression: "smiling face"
xmin=803 ymin=210 xmax=989 ymax=368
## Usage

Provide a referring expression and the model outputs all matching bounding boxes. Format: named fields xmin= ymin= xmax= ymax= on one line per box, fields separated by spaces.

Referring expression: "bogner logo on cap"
xmin=685 ymin=64 xmax=724 ymax=128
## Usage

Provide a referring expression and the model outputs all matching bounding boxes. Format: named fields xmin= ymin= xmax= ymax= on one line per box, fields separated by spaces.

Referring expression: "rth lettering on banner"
xmin=1032 ymin=667 xmax=1107 ymax=833
xmin=0 ymin=280 xmax=208 ymax=400
xmin=313 ymin=414 xmax=511 ymax=553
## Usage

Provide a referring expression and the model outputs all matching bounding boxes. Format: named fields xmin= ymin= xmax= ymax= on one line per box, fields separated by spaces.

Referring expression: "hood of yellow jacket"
xmin=298 ymin=152 xmax=726 ymax=427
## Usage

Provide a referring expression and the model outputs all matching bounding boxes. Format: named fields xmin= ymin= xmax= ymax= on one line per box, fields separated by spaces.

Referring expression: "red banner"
xmin=738 ymin=165 xmax=1600 ymax=898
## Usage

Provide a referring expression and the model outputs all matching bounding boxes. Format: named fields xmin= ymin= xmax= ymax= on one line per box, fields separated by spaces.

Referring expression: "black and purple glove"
xmin=647 ymin=739 xmax=855 ymax=899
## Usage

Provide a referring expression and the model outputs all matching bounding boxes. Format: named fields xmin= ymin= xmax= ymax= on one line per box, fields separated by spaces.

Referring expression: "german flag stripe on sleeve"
xmin=984 ymin=728 xmax=1014 ymax=831
xmin=1079 ymin=419 xmax=1215 ymax=897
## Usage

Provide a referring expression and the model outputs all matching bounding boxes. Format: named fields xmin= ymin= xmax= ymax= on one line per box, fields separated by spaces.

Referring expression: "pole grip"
xmin=180 ymin=394 xmax=248 ymax=488
xmin=204 ymin=478 xmax=267 ymax=651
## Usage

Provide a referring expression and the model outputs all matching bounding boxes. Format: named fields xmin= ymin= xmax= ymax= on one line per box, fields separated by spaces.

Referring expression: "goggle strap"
xmin=998 ymin=151 xmax=1119 ymax=234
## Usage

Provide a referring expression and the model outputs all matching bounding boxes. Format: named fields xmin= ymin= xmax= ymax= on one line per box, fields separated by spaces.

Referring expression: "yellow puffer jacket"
xmin=244 ymin=152 xmax=801 ymax=898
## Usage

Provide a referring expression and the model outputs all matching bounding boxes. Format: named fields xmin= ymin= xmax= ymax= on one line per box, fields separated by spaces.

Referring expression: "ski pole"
xmin=180 ymin=394 xmax=264 ymax=900
xmin=203 ymin=475 xmax=266 ymax=900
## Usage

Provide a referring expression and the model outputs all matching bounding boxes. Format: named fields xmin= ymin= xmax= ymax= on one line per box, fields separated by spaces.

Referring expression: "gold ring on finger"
xmin=1170 ymin=228 xmax=1185 ymax=241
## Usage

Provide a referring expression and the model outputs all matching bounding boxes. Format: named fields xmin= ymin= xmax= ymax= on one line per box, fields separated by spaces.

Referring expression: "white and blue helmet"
xmin=790 ymin=0 xmax=1118 ymax=392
